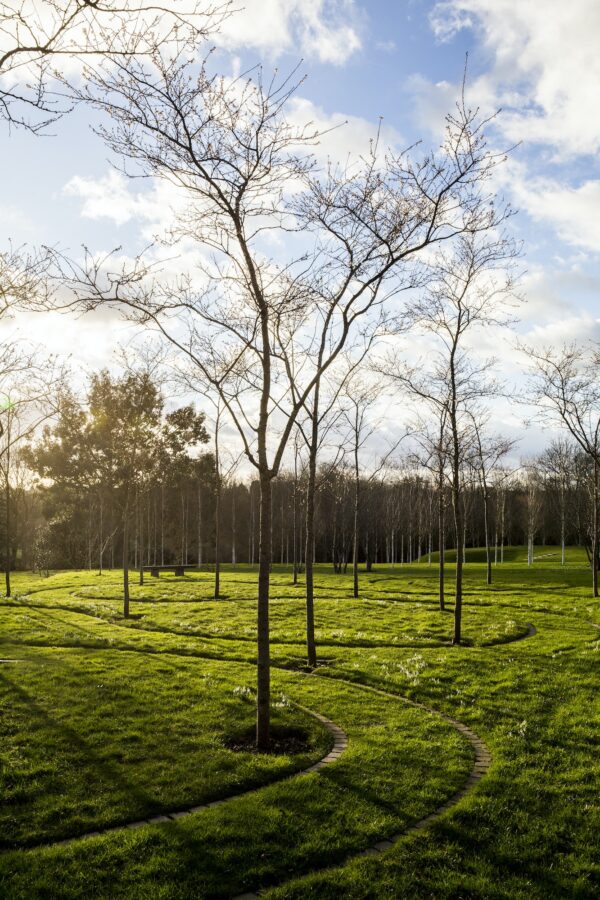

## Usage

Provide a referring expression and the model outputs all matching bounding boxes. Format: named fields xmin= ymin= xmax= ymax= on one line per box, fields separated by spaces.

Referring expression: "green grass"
xmin=0 ymin=548 xmax=599 ymax=897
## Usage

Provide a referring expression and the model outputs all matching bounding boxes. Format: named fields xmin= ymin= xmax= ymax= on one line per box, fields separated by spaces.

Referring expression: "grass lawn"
xmin=0 ymin=547 xmax=599 ymax=898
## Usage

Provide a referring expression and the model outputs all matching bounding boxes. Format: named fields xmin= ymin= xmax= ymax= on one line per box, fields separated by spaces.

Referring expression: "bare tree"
xmin=0 ymin=0 xmax=228 ymax=130
xmin=538 ymin=438 xmax=576 ymax=566
xmin=0 ymin=357 xmax=64 ymax=596
xmin=467 ymin=411 xmax=513 ymax=584
xmin=409 ymin=414 xmax=451 ymax=610
xmin=339 ymin=371 xmax=404 ymax=600
xmin=294 ymin=343 xmax=371 ymax=666
xmin=378 ymin=230 xmax=519 ymax=643
xmin=56 ymin=44 xmax=514 ymax=744
xmin=528 ymin=343 xmax=600 ymax=594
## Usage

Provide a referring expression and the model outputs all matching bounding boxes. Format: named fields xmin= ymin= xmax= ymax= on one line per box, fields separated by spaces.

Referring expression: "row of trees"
xmin=2 ymin=2 xmax=599 ymax=750
xmin=10 ymin=367 xmax=599 ymax=599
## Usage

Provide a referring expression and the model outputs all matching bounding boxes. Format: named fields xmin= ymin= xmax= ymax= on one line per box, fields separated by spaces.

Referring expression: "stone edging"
xmin=515 ymin=623 xmax=536 ymax=641
xmin=49 ymin=704 xmax=347 ymax=848
xmin=233 ymin=675 xmax=492 ymax=900
xmin=6 ymin=614 xmax=545 ymax=861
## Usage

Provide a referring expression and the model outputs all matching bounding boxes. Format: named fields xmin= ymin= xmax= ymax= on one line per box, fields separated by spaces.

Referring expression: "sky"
xmin=1 ymin=0 xmax=599 ymax=467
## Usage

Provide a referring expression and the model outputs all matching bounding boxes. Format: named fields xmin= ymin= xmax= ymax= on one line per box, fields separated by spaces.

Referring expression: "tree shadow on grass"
xmin=0 ymin=667 xmax=167 ymax=850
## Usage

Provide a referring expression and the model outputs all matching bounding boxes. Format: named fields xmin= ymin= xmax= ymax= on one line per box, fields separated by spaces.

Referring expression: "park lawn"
xmin=0 ymin=550 xmax=599 ymax=898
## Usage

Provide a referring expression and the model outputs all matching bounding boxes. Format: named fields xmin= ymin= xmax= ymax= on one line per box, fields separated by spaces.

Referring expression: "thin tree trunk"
xmin=593 ymin=462 xmax=598 ymax=597
xmin=197 ymin=481 xmax=203 ymax=568
xmin=304 ymin=393 xmax=320 ymax=667
xmin=560 ymin=483 xmax=565 ymax=566
xmin=482 ymin=482 xmax=492 ymax=585
xmin=123 ymin=502 xmax=130 ymax=618
xmin=292 ymin=462 xmax=298 ymax=585
xmin=250 ymin=484 xmax=255 ymax=565
xmin=449 ymin=336 xmax=463 ymax=644
xmin=438 ymin=471 xmax=445 ymax=611
xmin=5 ymin=469 xmax=11 ymax=598
xmin=232 ymin=487 xmax=237 ymax=568
xmin=139 ymin=492 xmax=144 ymax=585
xmin=214 ymin=477 xmax=221 ymax=598
xmin=353 ymin=465 xmax=359 ymax=599
xmin=181 ymin=490 xmax=185 ymax=565
xmin=280 ymin=491 xmax=284 ymax=565
xmin=452 ymin=470 xmax=463 ymax=645
xmin=160 ymin=483 xmax=165 ymax=566
xmin=87 ymin=493 xmax=93 ymax=570
xmin=256 ymin=469 xmax=272 ymax=750
xmin=99 ymin=493 xmax=104 ymax=575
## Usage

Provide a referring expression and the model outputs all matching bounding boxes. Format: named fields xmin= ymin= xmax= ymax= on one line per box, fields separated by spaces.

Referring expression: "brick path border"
xmin=233 ymin=676 xmax=492 ymax=900
xmin=46 ymin=703 xmax=348 ymax=849
xmin=4 ymin=615 xmax=546 ymax=870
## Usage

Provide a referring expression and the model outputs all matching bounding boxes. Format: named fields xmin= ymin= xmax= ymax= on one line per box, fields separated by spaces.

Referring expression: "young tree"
xmin=378 ymin=230 xmax=518 ymax=643
xmin=59 ymin=44 xmax=514 ymax=744
xmin=538 ymin=439 xmax=576 ymax=566
xmin=467 ymin=412 xmax=513 ymax=585
xmin=410 ymin=416 xmax=451 ymax=610
xmin=0 ymin=360 xmax=63 ymax=596
xmin=295 ymin=350 xmax=365 ymax=665
xmin=528 ymin=344 xmax=600 ymax=595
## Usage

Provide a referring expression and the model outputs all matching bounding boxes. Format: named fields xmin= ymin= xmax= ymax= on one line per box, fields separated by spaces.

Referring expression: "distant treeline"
xmin=8 ymin=374 xmax=595 ymax=572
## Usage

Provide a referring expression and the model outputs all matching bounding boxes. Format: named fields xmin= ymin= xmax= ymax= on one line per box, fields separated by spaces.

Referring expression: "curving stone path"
xmin=514 ymin=622 xmax=536 ymax=641
xmin=5 ymin=605 xmax=544 ymax=883
xmin=233 ymin=675 xmax=492 ymax=900
xmin=47 ymin=704 xmax=347 ymax=849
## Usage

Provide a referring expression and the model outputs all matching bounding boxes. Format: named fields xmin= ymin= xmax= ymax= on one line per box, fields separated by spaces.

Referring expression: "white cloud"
xmin=10 ymin=306 xmax=134 ymax=371
xmin=521 ymin=313 xmax=600 ymax=351
xmin=218 ymin=0 xmax=363 ymax=66
xmin=512 ymin=178 xmax=600 ymax=255
xmin=288 ymin=97 xmax=403 ymax=164
xmin=430 ymin=0 xmax=600 ymax=158
xmin=63 ymin=171 xmax=154 ymax=227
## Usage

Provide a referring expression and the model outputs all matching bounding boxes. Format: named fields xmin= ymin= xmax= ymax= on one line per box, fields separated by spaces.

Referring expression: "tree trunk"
xmin=87 ymin=493 xmax=93 ymax=570
xmin=160 ymin=483 xmax=165 ymax=566
xmin=139 ymin=492 xmax=145 ymax=586
xmin=353 ymin=475 xmax=359 ymax=599
xmin=197 ymin=482 xmax=203 ymax=568
xmin=304 ymin=453 xmax=318 ymax=665
xmin=482 ymin=483 xmax=492 ymax=585
xmin=280 ymin=491 xmax=285 ymax=566
xmin=256 ymin=469 xmax=272 ymax=750
xmin=232 ymin=487 xmax=237 ymax=568
xmin=449 ymin=339 xmax=462 ymax=644
xmin=452 ymin=471 xmax=463 ymax=645
xmin=214 ymin=476 xmax=221 ymax=599
xmin=123 ymin=504 xmax=130 ymax=618
xmin=352 ymin=433 xmax=359 ymax=599
xmin=5 ymin=470 xmax=11 ymax=598
xmin=560 ymin=484 xmax=565 ymax=566
xmin=181 ymin=490 xmax=185 ymax=565
xmin=304 ymin=389 xmax=320 ymax=666
xmin=99 ymin=493 xmax=104 ymax=575
xmin=292 ymin=465 xmax=298 ymax=585
xmin=438 ymin=472 xmax=445 ymax=611
xmin=593 ymin=462 xmax=598 ymax=598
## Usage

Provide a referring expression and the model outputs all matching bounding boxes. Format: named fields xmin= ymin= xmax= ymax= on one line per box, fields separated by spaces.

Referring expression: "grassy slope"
xmin=0 ymin=548 xmax=599 ymax=898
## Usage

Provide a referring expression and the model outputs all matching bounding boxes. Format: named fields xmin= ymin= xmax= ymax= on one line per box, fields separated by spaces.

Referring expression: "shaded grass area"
xmin=0 ymin=647 xmax=331 ymax=849
xmin=0 ymin=550 xmax=599 ymax=897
